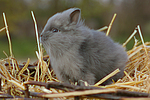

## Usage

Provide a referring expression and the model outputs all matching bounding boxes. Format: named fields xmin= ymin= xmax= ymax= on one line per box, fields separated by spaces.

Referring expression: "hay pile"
xmin=0 ymin=12 xmax=150 ymax=99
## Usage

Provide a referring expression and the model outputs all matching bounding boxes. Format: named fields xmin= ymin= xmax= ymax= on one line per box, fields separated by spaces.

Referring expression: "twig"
xmin=24 ymin=81 xmax=150 ymax=99
xmin=0 ymin=78 xmax=1 ymax=91
xmin=24 ymin=84 xmax=29 ymax=98
xmin=31 ymin=11 xmax=41 ymax=57
xmin=18 ymin=58 xmax=30 ymax=76
xmin=38 ymin=88 xmax=116 ymax=98
xmin=0 ymin=93 xmax=14 ymax=98
xmin=0 ymin=27 xmax=6 ymax=32
xmin=123 ymin=29 xmax=137 ymax=47
xmin=94 ymin=68 xmax=120 ymax=86
xmin=3 ymin=13 xmax=13 ymax=57
xmin=97 ymin=26 xmax=108 ymax=32
xmin=3 ymin=13 xmax=15 ymax=75
xmin=137 ymin=25 xmax=148 ymax=56
xmin=106 ymin=13 xmax=117 ymax=36
xmin=31 ymin=11 xmax=41 ymax=82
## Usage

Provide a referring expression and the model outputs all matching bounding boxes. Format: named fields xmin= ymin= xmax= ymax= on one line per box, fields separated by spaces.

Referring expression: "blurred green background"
xmin=1 ymin=0 xmax=150 ymax=61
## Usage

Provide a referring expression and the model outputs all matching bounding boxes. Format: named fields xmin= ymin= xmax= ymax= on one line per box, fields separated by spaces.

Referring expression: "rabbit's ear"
xmin=70 ymin=9 xmax=81 ymax=24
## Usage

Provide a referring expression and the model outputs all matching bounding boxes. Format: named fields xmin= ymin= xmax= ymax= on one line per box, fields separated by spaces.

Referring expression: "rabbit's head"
xmin=40 ymin=8 xmax=84 ymax=57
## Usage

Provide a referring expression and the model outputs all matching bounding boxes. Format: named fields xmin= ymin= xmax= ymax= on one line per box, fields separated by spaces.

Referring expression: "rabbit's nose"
xmin=40 ymin=34 xmax=43 ymax=43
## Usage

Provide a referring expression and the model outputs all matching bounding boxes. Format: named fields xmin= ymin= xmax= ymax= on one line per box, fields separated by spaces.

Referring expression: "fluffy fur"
xmin=40 ymin=8 xmax=128 ymax=85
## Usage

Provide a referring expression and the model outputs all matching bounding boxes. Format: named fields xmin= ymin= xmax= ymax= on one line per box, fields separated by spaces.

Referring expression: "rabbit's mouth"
xmin=40 ymin=31 xmax=52 ymax=42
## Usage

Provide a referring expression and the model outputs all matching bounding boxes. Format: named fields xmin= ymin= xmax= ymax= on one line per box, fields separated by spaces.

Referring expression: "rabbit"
xmin=40 ymin=8 xmax=128 ymax=85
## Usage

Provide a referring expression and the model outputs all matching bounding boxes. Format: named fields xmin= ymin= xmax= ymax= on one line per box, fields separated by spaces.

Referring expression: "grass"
xmin=0 ymin=37 xmax=37 ymax=60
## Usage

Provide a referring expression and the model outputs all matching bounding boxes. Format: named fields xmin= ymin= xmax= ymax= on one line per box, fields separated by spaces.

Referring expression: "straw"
xmin=106 ymin=13 xmax=117 ymax=36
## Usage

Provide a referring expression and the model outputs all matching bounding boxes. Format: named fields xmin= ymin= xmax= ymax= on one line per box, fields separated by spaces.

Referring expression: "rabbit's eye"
xmin=51 ymin=28 xmax=59 ymax=32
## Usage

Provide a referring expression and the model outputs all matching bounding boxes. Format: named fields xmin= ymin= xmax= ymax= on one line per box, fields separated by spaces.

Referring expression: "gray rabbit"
xmin=40 ymin=8 xmax=128 ymax=85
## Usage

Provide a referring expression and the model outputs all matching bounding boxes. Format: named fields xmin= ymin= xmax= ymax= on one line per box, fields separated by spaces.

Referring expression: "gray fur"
xmin=40 ymin=8 xmax=128 ymax=85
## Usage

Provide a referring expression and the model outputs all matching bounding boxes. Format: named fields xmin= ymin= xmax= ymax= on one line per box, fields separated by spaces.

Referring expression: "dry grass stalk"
xmin=94 ymin=68 xmax=120 ymax=86
xmin=39 ymin=88 xmax=116 ymax=98
xmin=97 ymin=26 xmax=108 ymax=32
xmin=123 ymin=29 xmax=137 ymax=47
xmin=106 ymin=13 xmax=117 ymax=36
xmin=3 ymin=13 xmax=16 ymax=77
xmin=137 ymin=25 xmax=148 ymax=55
xmin=0 ymin=27 xmax=6 ymax=32
xmin=31 ymin=11 xmax=49 ymax=82
xmin=3 ymin=13 xmax=13 ymax=58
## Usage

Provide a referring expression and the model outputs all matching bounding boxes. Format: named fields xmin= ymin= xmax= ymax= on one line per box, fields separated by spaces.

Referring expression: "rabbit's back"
xmin=78 ymin=30 xmax=128 ymax=85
